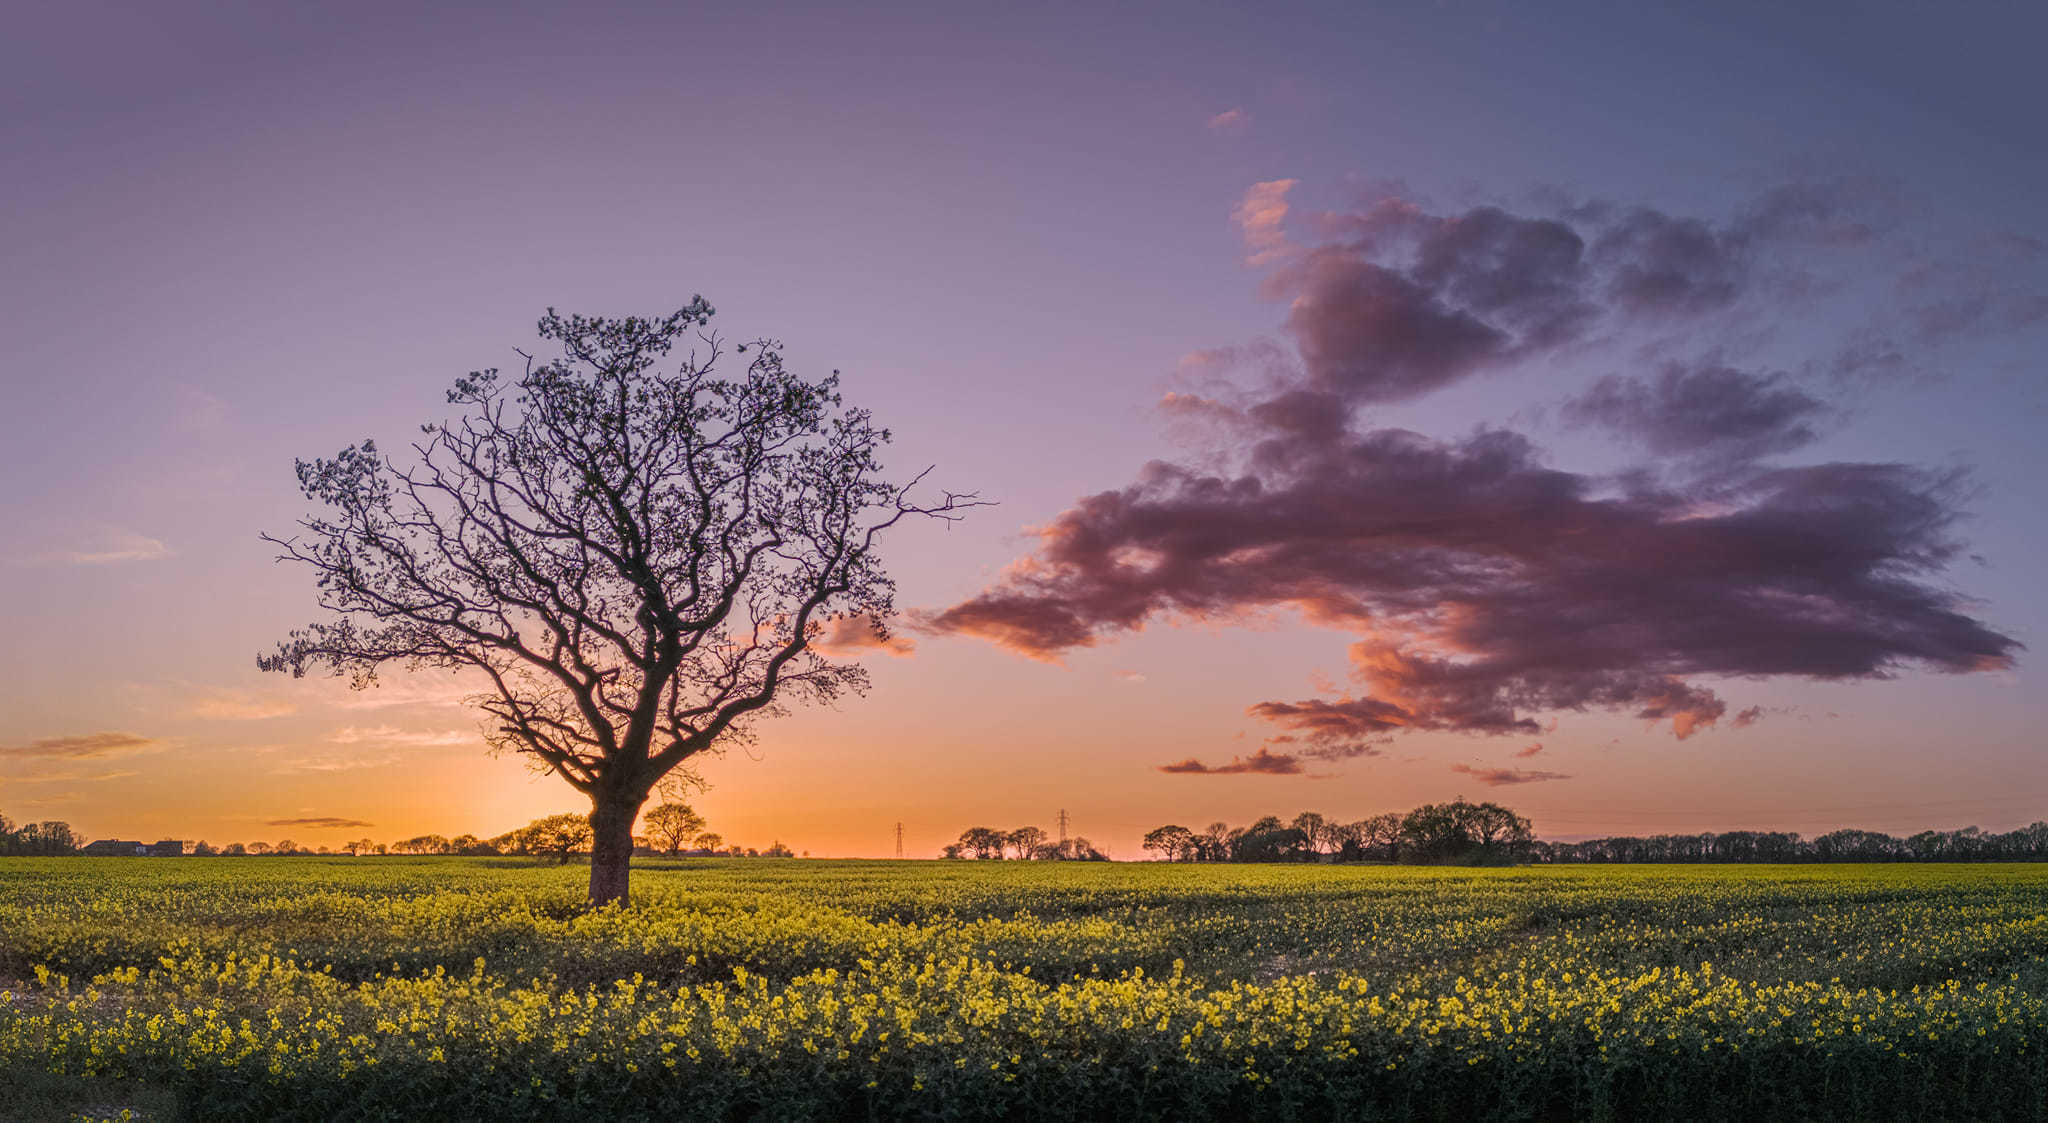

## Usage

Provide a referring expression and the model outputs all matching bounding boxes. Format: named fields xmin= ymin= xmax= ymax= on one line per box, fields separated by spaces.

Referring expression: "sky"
xmin=2 ymin=1 xmax=2044 ymax=857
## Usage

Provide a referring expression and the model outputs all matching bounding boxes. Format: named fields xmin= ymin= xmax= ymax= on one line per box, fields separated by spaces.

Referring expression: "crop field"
xmin=5 ymin=860 xmax=2048 ymax=1121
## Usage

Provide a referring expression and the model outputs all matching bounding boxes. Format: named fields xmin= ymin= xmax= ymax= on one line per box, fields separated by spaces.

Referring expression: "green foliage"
xmin=6 ymin=859 xmax=2048 ymax=1119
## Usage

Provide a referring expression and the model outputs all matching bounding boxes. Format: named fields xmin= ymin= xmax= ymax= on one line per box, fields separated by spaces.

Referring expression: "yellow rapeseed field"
xmin=4 ymin=858 xmax=2047 ymax=1120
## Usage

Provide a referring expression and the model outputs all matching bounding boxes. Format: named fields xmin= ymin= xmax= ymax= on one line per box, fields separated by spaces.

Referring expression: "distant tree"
xmin=193 ymin=841 xmax=219 ymax=856
xmin=1814 ymin=829 xmax=1903 ymax=861
xmin=1048 ymin=837 xmax=1107 ymax=861
xmin=1328 ymin=820 xmax=1365 ymax=859
xmin=762 ymin=840 xmax=794 ymax=857
xmin=259 ymin=302 xmax=980 ymax=907
xmin=1399 ymin=802 xmax=1476 ymax=862
xmin=1466 ymin=802 xmax=1534 ymax=857
xmin=1007 ymin=826 xmax=1049 ymax=860
xmin=393 ymin=834 xmax=452 ymax=855
xmin=955 ymin=827 xmax=1007 ymax=860
xmin=643 ymin=803 xmax=707 ymax=856
xmin=1230 ymin=816 xmax=1308 ymax=862
xmin=15 ymin=821 xmax=82 ymax=855
xmin=342 ymin=838 xmax=373 ymax=857
xmin=448 ymin=834 xmax=495 ymax=855
xmin=274 ymin=839 xmax=299 ymax=855
xmin=694 ymin=832 xmax=724 ymax=854
xmin=940 ymin=843 xmax=965 ymax=859
xmin=246 ymin=841 xmax=272 ymax=856
xmin=1143 ymin=824 xmax=1198 ymax=862
xmin=1355 ymin=812 xmax=1404 ymax=860
xmin=223 ymin=843 xmax=248 ymax=856
xmin=1292 ymin=812 xmax=1332 ymax=856
xmin=524 ymin=814 xmax=594 ymax=864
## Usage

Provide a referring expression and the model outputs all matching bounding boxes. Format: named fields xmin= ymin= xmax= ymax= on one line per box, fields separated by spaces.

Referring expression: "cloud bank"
xmin=926 ymin=179 xmax=2022 ymax=775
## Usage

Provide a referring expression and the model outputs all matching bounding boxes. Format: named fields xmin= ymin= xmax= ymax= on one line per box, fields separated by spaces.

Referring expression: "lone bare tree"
xmin=643 ymin=801 xmax=706 ymax=856
xmin=260 ymin=300 xmax=977 ymax=906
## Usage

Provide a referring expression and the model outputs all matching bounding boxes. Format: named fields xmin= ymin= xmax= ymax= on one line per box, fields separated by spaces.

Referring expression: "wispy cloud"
xmin=0 ymin=732 xmax=160 ymax=759
xmin=9 ymin=768 xmax=138 ymax=784
xmin=1206 ymin=107 xmax=1251 ymax=134
xmin=65 ymin=530 xmax=169 ymax=566
xmin=187 ymin=691 xmax=296 ymax=720
xmin=265 ymin=816 xmax=374 ymax=829
xmin=319 ymin=676 xmax=475 ymax=710
xmin=808 ymin=614 xmax=916 ymax=658
xmin=1450 ymin=763 xmax=1572 ymax=786
xmin=327 ymin=725 xmax=471 ymax=747
xmin=271 ymin=753 xmax=399 ymax=774
xmin=1159 ymin=747 xmax=1303 ymax=775
xmin=1231 ymin=179 xmax=1298 ymax=266
xmin=1514 ymin=742 xmax=1546 ymax=758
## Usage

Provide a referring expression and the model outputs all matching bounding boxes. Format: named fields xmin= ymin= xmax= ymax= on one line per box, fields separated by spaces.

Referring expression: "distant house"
xmin=147 ymin=840 xmax=189 ymax=857
xmin=83 ymin=839 xmax=147 ymax=856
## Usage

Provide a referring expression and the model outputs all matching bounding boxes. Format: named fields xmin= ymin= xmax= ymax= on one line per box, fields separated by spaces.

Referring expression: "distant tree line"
xmin=0 ymin=814 xmax=84 ymax=856
xmin=942 ymin=825 xmax=1106 ymax=861
xmin=1535 ymin=823 xmax=2048 ymax=863
xmin=1142 ymin=802 xmax=1534 ymax=865
xmin=0 ymin=803 xmax=803 ymax=861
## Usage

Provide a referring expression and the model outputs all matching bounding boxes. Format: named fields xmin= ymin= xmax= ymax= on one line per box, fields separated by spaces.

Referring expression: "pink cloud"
xmin=1231 ymin=179 xmax=1298 ymax=265
xmin=1450 ymin=763 xmax=1571 ymax=786
xmin=1206 ymin=107 xmax=1251 ymax=134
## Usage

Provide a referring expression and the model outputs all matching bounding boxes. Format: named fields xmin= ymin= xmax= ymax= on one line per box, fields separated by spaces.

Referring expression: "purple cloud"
xmin=1564 ymin=363 xmax=1827 ymax=464
xmin=1159 ymin=747 xmax=1304 ymax=775
xmin=922 ymin=179 xmax=2020 ymax=764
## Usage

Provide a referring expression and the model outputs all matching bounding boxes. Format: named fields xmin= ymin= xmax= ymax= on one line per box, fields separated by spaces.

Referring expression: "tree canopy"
xmin=259 ymin=301 xmax=977 ymax=905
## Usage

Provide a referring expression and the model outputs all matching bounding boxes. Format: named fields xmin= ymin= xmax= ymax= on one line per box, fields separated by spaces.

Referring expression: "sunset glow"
xmin=3 ymin=1 xmax=2043 ymax=861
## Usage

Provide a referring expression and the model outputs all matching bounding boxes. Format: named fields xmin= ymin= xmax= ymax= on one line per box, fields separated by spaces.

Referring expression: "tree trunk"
xmin=588 ymin=795 xmax=643 ymax=908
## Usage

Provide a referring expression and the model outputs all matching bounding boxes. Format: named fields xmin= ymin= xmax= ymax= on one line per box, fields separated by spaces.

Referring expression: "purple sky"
xmin=2 ymin=1 xmax=2044 ymax=856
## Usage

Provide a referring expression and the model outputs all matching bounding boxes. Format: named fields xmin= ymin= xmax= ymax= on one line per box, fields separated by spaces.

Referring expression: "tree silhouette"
xmin=259 ymin=301 xmax=978 ymax=906
xmin=1291 ymin=811 xmax=1332 ymax=856
xmin=1142 ymin=824 xmax=1197 ymax=862
xmin=1006 ymin=826 xmax=1048 ymax=860
xmin=643 ymin=802 xmax=706 ymax=856
xmin=954 ymin=827 xmax=1007 ymax=859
